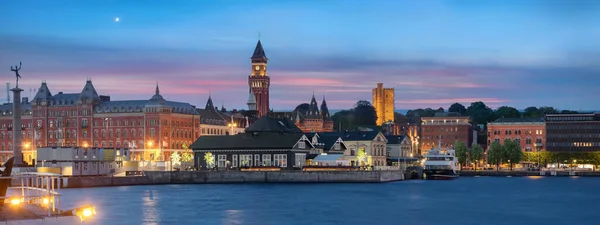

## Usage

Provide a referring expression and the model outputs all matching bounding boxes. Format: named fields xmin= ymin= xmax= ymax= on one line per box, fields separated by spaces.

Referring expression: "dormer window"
xmin=298 ymin=141 xmax=306 ymax=149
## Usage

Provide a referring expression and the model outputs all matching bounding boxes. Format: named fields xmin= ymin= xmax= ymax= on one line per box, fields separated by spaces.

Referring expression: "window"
xmin=254 ymin=154 xmax=260 ymax=166
xmin=232 ymin=155 xmax=238 ymax=167
xmin=294 ymin=153 xmax=306 ymax=167
xmin=274 ymin=154 xmax=287 ymax=167
xmin=217 ymin=155 xmax=227 ymax=168
xmin=240 ymin=155 xmax=252 ymax=167
xmin=262 ymin=154 xmax=271 ymax=166
xmin=298 ymin=141 xmax=306 ymax=149
xmin=526 ymin=138 xmax=532 ymax=144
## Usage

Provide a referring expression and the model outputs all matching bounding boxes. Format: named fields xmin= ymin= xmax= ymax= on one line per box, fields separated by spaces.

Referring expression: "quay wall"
xmin=460 ymin=170 xmax=600 ymax=177
xmin=56 ymin=171 xmax=404 ymax=188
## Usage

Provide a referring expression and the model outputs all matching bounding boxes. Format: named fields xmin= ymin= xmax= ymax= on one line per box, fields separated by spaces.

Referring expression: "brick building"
xmin=420 ymin=113 xmax=473 ymax=152
xmin=270 ymin=95 xmax=334 ymax=133
xmin=545 ymin=113 xmax=600 ymax=152
xmin=487 ymin=118 xmax=545 ymax=152
xmin=372 ymin=83 xmax=395 ymax=125
xmin=0 ymin=79 xmax=200 ymax=164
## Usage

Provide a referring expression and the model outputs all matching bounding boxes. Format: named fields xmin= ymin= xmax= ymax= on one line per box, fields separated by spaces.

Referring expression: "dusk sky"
xmin=1 ymin=0 xmax=599 ymax=111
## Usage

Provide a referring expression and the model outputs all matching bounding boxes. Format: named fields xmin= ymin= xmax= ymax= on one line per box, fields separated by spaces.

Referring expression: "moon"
xmin=115 ymin=17 xmax=120 ymax=22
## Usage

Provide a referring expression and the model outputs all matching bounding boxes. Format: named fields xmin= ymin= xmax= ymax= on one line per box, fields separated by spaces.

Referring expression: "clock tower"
xmin=248 ymin=40 xmax=270 ymax=117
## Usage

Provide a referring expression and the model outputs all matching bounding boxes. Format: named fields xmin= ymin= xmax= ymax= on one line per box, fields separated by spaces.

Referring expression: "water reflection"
xmin=223 ymin=210 xmax=244 ymax=225
xmin=142 ymin=189 xmax=160 ymax=225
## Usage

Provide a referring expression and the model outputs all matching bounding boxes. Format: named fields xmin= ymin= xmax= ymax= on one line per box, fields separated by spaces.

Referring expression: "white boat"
xmin=423 ymin=147 xmax=460 ymax=180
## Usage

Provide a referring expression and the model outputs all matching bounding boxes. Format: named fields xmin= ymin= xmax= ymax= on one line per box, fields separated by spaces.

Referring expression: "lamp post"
xmin=228 ymin=122 xmax=237 ymax=135
xmin=104 ymin=118 xmax=111 ymax=148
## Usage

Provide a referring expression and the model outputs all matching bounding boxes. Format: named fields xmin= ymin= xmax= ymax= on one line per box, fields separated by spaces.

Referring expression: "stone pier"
xmin=11 ymin=87 xmax=24 ymax=166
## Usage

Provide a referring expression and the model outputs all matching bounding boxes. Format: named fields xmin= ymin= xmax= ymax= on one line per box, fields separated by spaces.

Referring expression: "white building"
xmin=36 ymin=147 xmax=129 ymax=176
xmin=385 ymin=135 xmax=412 ymax=166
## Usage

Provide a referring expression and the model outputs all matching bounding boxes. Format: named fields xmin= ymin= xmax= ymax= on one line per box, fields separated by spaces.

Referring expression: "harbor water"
xmin=58 ymin=176 xmax=599 ymax=225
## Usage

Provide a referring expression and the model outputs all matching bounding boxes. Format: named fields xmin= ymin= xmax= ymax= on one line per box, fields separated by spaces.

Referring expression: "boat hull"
xmin=423 ymin=169 xmax=459 ymax=180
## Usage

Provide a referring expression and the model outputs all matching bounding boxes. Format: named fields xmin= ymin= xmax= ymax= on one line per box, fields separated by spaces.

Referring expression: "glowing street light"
xmin=228 ymin=123 xmax=237 ymax=135
xmin=10 ymin=198 xmax=21 ymax=206
xmin=72 ymin=205 xmax=96 ymax=222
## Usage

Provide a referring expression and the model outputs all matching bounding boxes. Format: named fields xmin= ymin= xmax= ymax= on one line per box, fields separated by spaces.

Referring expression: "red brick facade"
xmin=0 ymin=80 xmax=199 ymax=165
xmin=420 ymin=115 xmax=472 ymax=152
xmin=487 ymin=118 xmax=545 ymax=152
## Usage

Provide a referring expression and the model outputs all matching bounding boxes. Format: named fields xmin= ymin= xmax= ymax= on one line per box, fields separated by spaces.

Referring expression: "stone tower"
xmin=248 ymin=40 xmax=270 ymax=117
xmin=372 ymin=83 xmax=395 ymax=125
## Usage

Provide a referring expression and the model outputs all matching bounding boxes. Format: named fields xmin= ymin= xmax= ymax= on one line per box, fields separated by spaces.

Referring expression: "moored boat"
xmin=423 ymin=144 xmax=460 ymax=180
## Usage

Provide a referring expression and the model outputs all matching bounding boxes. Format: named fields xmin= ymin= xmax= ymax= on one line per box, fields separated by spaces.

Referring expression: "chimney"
xmin=58 ymin=91 xmax=63 ymax=94
xmin=21 ymin=97 xmax=29 ymax=104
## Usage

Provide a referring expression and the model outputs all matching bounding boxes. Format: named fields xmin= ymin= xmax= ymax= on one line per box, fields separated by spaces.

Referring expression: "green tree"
xmin=494 ymin=106 xmax=521 ymax=119
xmin=354 ymin=100 xmax=377 ymax=126
xmin=448 ymin=103 xmax=467 ymax=116
xmin=182 ymin=152 xmax=193 ymax=163
xmin=437 ymin=107 xmax=445 ymax=113
xmin=503 ymin=139 xmax=522 ymax=170
xmin=487 ymin=142 xmax=503 ymax=170
xmin=454 ymin=140 xmax=468 ymax=169
xmin=523 ymin=107 xmax=542 ymax=118
xmin=171 ymin=152 xmax=181 ymax=167
xmin=469 ymin=144 xmax=484 ymax=171
xmin=466 ymin=101 xmax=494 ymax=125
xmin=204 ymin=152 xmax=215 ymax=169
xmin=356 ymin=148 xmax=367 ymax=167
xmin=332 ymin=109 xmax=355 ymax=131
xmin=538 ymin=106 xmax=558 ymax=115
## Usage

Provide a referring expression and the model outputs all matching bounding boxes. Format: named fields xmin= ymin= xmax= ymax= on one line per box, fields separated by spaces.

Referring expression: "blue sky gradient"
xmin=1 ymin=0 xmax=599 ymax=111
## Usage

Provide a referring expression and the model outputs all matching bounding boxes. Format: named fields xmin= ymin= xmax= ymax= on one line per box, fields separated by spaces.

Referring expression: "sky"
xmin=1 ymin=0 xmax=599 ymax=111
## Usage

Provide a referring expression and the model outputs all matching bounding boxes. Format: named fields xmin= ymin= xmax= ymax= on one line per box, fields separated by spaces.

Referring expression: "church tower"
xmin=248 ymin=40 xmax=270 ymax=117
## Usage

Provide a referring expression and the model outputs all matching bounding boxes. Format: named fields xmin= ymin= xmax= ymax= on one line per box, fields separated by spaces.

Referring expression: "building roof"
xmin=320 ymin=96 xmax=330 ymax=120
xmin=0 ymin=102 xmax=32 ymax=116
xmin=491 ymin=118 xmax=544 ymax=123
xmin=313 ymin=154 xmax=343 ymax=162
xmin=319 ymin=135 xmax=344 ymax=150
xmin=190 ymin=132 xmax=304 ymax=150
xmin=385 ymin=135 xmax=406 ymax=144
xmin=319 ymin=131 xmax=383 ymax=141
xmin=251 ymin=40 xmax=267 ymax=60
xmin=95 ymin=100 xmax=198 ymax=114
xmin=246 ymin=116 xmax=303 ymax=133
xmin=307 ymin=95 xmax=320 ymax=119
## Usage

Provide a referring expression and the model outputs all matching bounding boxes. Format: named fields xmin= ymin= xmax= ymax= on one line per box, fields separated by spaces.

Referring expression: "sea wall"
xmin=460 ymin=170 xmax=600 ymax=177
xmin=59 ymin=171 xmax=404 ymax=188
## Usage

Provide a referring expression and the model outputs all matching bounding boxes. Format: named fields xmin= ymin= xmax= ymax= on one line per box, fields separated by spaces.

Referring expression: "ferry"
xmin=423 ymin=147 xmax=460 ymax=180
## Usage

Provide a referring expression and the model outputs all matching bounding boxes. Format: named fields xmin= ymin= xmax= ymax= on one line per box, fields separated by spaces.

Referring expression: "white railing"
xmin=1 ymin=172 xmax=63 ymax=217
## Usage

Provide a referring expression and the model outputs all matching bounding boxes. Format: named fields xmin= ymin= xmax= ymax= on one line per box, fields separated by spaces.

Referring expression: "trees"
xmin=494 ymin=106 xmax=521 ymax=119
xmin=448 ymin=103 xmax=467 ymax=116
xmin=171 ymin=152 xmax=181 ymax=168
xmin=331 ymin=101 xmax=377 ymax=131
xmin=454 ymin=140 xmax=468 ymax=169
xmin=469 ymin=144 xmax=484 ymax=171
xmin=204 ymin=152 xmax=215 ymax=169
xmin=487 ymin=142 xmax=503 ymax=170
xmin=356 ymin=148 xmax=367 ymax=167
xmin=466 ymin=101 xmax=494 ymax=125
xmin=503 ymin=139 xmax=523 ymax=170
xmin=523 ymin=107 xmax=542 ymax=118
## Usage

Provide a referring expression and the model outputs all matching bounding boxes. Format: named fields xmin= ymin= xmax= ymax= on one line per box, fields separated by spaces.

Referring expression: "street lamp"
xmin=228 ymin=123 xmax=237 ymax=135
xmin=104 ymin=118 xmax=111 ymax=147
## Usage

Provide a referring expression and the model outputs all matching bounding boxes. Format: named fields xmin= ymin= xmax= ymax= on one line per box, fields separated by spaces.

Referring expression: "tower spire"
xmin=155 ymin=81 xmax=160 ymax=95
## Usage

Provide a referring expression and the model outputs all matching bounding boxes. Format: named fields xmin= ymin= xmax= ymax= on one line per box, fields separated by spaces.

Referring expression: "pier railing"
xmin=0 ymin=172 xmax=62 ymax=217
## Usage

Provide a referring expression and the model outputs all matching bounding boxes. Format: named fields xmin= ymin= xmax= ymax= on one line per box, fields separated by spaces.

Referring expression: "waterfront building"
xmin=249 ymin=40 xmax=270 ymax=117
xmin=318 ymin=131 xmax=388 ymax=167
xmin=545 ymin=113 xmax=600 ymax=152
xmin=385 ymin=135 xmax=413 ymax=166
xmin=306 ymin=133 xmax=349 ymax=165
xmin=190 ymin=116 xmax=313 ymax=170
xmin=420 ymin=112 xmax=473 ymax=152
xmin=36 ymin=146 xmax=129 ymax=176
xmin=0 ymin=79 xmax=199 ymax=164
xmin=487 ymin=118 xmax=545 ymax=152
xmin=270 ymin=95 xmax=334 ymax=133
xmin=372 ymin=83 xmax=395 ymax=125
xmin=406 ymin=123 xmax=421 ymax=156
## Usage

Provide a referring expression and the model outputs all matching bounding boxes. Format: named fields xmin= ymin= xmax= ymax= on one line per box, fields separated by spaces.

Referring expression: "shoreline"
xmin=13 ymin=170 xmax=406 ymax=189
xmin=460 ymin=170 xmax=600 ymax=177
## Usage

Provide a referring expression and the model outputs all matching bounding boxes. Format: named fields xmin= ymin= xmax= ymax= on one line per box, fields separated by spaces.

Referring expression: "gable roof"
xmin=190 ymin=132 xmax=305 ymax=150
xmin=319 ymin=131 xmax=384 ymax=141
xmin=385 ymin=135 xmax=406 ymax=144
xmin=319 ymin=135 xmax=346 ymax=150
xmin=246 ymin=116 xmax=303 ymax=133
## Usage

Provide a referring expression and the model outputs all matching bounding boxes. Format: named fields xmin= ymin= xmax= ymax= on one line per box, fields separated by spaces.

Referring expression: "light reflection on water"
xmin=57 ymin=177 xmax=600 ymax=225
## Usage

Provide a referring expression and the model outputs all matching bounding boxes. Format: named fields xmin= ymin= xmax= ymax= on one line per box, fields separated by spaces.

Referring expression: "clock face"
xmin=255 ymin=66 xmax=260 ymax=71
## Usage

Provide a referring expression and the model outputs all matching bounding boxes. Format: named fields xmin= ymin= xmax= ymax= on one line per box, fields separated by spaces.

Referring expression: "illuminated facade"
xmin=0 ymin=79 xmax=199 ymax=164
xmin=420 ymin=113 xmax=473 ymax=152
xmin=545 ymin=113 xmax=600 ymax=152
xmin=248 ymin=40 xmax=270 ymax=117
xmin=372 ymin=83 xmax=395 ymax=125
xmin=487 ymin=118 xmax=545 ymax=152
